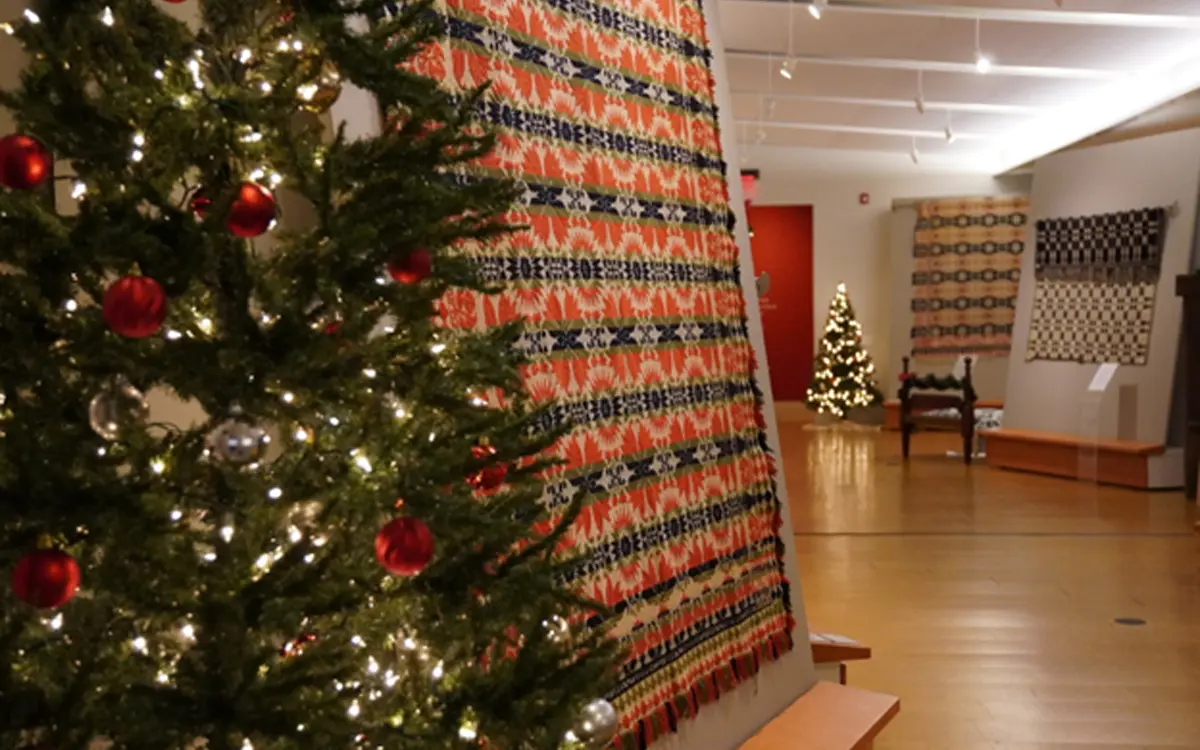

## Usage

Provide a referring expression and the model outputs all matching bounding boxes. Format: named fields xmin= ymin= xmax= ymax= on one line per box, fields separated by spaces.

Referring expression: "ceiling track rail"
xmin=737 ymin=118 xmax=992 ymax=140
xmin=725 ymin=50 xmax=1121 ymax=80
xmin=731 ymin=91 xmax=1037 ymax=115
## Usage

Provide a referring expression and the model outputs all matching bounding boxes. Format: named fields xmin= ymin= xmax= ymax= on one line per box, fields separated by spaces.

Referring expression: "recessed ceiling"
xmin=721 ymin=0 xmax=1200 ymax=174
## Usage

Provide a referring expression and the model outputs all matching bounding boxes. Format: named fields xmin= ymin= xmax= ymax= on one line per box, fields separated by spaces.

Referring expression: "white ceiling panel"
xmin=858 ymin=0 xmax=1200 ymax=12
xmin=721 ymin=0 xmax=1200 ymax=172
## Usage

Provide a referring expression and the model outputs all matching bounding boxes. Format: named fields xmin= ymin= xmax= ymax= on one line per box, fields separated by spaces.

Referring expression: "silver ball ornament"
xmin=572 ymin=698 xmax=618 ymax=747
xmin=88 ymin=379 xmax=150 ymax=440
xmin=543 ymin=615 xmax=571 ymax=644
xmin=208 ymin=416 xmax=271 ymax=466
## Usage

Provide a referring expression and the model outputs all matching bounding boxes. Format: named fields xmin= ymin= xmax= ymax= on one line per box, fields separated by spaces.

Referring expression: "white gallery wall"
xmin=1005 ymin=128 xmax=1200 ymax=446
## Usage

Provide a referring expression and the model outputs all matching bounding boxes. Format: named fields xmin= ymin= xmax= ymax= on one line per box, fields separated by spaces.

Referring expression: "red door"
xmin=747 ymin=205 xmax=814 ymax=401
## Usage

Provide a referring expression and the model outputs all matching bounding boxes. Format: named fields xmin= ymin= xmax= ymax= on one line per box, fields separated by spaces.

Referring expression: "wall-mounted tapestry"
xmin=1034 ymin=207 xmax=1167 ymax=281
xmin=1026 ymin=207 xmax=1168 ymax=365
xmin=412 ymin=0 xmax=795 ymax=747
xmin=910 ymin=196 xmax=1028 ymax=356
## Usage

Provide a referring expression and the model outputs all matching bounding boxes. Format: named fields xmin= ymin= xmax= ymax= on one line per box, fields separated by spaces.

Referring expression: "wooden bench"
xmin=985 ymin=427 xmax=1166 ymax=489
xmin=899 ymin=356 xmax=978 ymax=465
xmin=809 ymin=631 xmax=872 ymax=685
xmin=739 ymin=682 xmax=899 ymax=750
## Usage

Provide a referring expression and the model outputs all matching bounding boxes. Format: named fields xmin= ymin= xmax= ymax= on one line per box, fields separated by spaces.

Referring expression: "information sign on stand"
xmin=1079 ymin=364 xmax=1119 ymax=482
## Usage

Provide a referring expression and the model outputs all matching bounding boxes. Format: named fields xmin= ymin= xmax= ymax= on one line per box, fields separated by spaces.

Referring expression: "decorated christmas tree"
xmin=0 ymin=1 xmax=618 ymax=748
xmin=805 ymin=283 xmax=884 ymax=418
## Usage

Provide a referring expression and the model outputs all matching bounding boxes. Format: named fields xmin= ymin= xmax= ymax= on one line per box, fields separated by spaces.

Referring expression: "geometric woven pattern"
xmin=1035 ymin=208 xmax=1166 ymax=279
xmin=1026 ymin=279 xmax=1157 ymax=365
xmin=410 ymin=1 xmax=795 ymax=747
xmin=911 ymin=196 xmax=1028 ymax=356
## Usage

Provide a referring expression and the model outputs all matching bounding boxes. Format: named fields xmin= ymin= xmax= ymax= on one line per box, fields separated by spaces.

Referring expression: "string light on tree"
xmin=805 ymin=283 xmax=884 ymax=419
xmin=0 ymin=0 xmax=620 ymax=746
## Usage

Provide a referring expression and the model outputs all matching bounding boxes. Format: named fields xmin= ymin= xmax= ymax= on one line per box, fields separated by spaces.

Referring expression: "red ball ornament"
xmin=0 ymin=134 xmax=52 ymax=190
xmin=103 ymin=275 xmax=168 ymax=338
xmin=386 ymin=249 xmax=433 ymax=285
xmin=468 ymin=443 xmax=508 ymax=492
xmin=12 ymin=547 xmax=80 ymax=609
xmin=374 ymin=516 xmax=434 ymax=576
xmin=226 ymin=182 xmax=277 ymax=238
xmin=190 ymin=191 xmax=211 ymax=219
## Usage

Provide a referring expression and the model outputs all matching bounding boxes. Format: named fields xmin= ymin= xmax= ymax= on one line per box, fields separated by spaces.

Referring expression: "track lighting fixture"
xmin=782 ymin=3 xmax=797 ymax=79
xmin=944 ymin=110 xmax=956 ymax=143
xmin=914 ymin=70 xmax=925 ymax=114
xmin=756 ymin=127 xmax=767 ymax=144
xmin=808 ymin=0 xmax=827 ymax=20
xmin=973 ymin=19 xmax=992 ymax=74
xmin=766 ymin=97 xmax=777 ymax=117
xmin=910 ymin=137 xmax=920 ymax=165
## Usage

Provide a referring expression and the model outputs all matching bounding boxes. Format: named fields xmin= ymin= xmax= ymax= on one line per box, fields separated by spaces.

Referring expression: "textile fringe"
xmin=613 ymin=630 xmax=795 ymax=749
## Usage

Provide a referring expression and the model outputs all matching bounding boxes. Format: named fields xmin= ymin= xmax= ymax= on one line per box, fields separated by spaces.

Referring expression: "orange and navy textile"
xmin=406 ymin=0 xmax=794 ymax=746
xmin=911 ymin=196 xmax=1028 ymax=356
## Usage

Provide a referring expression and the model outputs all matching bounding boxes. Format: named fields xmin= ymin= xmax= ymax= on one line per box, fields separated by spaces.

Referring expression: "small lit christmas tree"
xmin=805 ymin=283 xmax=884 ymax=418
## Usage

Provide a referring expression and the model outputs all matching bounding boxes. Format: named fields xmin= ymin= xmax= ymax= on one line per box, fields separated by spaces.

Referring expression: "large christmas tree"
xmin=805 ymin=283 xmax=884 ymax=419
xmin=0 ymin=1 xmax=618 ymax=748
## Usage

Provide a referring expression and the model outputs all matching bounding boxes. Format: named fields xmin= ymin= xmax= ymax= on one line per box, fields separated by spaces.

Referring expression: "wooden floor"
xmin=780 ymin=424 xmax=1200 ymax=750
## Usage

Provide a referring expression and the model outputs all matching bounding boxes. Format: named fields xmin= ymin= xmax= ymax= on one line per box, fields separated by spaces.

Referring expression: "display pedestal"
xmin=1080 ymin=364 xmax=1123 ymax=482
xmin=1077 ymin=391 xmax=1102 ymax=483
xmin=1077 ymin=364 xmax=1121 ymax=483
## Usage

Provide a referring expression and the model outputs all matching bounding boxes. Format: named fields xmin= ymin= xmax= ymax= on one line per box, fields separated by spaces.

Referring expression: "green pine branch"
xmin=0 ymin=1 xmax=619 ymax=748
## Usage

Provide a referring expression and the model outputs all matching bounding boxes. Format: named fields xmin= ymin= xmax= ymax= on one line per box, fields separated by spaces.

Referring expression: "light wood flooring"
xmin=780 ymin=424 xmax=1200 ymax=750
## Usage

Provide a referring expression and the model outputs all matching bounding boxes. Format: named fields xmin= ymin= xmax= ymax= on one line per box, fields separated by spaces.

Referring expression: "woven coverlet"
xmin=1034 ymin=207 xmax=1167 ymax=281
xmin=1026 ymin=279 xmax=1156 ymax=365
xmin=405 ymin=0 xmax=795 ymax=746
xmin=910 ymin=196 xmax=1028 ymax=356
xmin=1026 ymin=208 xmax=1168 ymax=365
